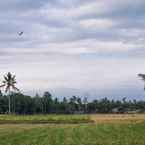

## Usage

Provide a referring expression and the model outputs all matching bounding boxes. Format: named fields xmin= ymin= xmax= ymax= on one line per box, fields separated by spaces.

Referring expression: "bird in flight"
xmin=18 ymin=31 xmax=23 ymax=36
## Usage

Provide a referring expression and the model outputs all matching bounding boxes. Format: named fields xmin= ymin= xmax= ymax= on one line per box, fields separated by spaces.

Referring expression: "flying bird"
xmin=18 ymin=31 xmax=23 ymax=36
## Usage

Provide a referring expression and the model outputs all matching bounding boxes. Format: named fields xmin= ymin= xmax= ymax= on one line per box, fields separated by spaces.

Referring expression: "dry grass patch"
xmin=90 ymin=114 xmax=145 ymax=123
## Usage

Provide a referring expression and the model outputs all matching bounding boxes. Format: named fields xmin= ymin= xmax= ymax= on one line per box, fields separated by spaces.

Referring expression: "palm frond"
xmin=7 ymin=72 xmax=12 ymax=80
xmin=0 ymin=84 xmax=5 ymax=88
xmin=138 ymin=74 xmax=145 ymax=80
xmin=12 ymin=75 xmax=16 ymax=80
xmin=5 ymin=85 xmax=10 ymax=93
xmin=4 ymin=76 xmax=8 ymax=82
xmin=12 ymin=85 xmax=19 ymax=92
xmin=11 ymin=80 xmax=17 ymax=84
xmin=2 ymin=80 xmax=6 ymax=84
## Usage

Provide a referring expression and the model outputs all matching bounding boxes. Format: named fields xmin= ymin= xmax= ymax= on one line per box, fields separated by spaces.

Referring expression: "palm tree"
xmin=138 ymin=73 xmax=145 ymax=90
xmin=0 ymin=72 xmax=19 ymax=114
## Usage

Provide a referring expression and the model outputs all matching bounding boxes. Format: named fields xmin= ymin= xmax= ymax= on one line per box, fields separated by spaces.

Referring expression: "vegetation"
xmin=138 ymin=73 xmax=145 ymax=90
xmin=0 ymin=73 xmax=144 ymax=145
xmin=0 ymin=91 xmax=145 ymax=114
xmin=0 ymin=72 xmax=19 ymax=114
xmin=0 ymin=122 xmax=145 ymax=145
xmin=0 ymin=114 xmax=92 ymax=124
xmin=0 ymin=114 xmax=144 ymax=124
xmin=0 ymin=72 xmax=144 ymax=115
xmin=0 ymin=91 xmax=144 ymax=114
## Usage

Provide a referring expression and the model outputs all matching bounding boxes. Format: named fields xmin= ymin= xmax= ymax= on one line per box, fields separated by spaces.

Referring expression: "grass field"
xmin=0 ymin=114 xmax=92 ymax=124
xmin=0 ymin=114 xmax=145 ymax=145
xmin=90 ymin=114 xmax=145 ymax=123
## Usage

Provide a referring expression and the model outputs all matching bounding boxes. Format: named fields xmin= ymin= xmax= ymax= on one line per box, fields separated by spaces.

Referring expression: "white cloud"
xmin=0 ymin=0 xmax=145 ymax=98
xmin=0 ymin=37 xmax=142 ymax=56
xmin=0 ymin=53 xmax=145 ymax=98
xmin=79 ymin=19 xmax=113 ymax=29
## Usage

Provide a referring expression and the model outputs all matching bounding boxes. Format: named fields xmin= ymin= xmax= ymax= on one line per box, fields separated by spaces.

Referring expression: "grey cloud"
xmin=0 ymin=1 xmax=145 ymax=56
xmin=0 ymin=0 xmax=52 ymax=11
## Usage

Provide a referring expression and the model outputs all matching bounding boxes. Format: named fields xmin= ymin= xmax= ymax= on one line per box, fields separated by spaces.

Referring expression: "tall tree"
xmin=0 ymin=72 xmax=19 ymax=114
xmin=42 ymin=91 xmax=53 ymax=114
xmin=83 ymin=97 xmax=88 ymax=113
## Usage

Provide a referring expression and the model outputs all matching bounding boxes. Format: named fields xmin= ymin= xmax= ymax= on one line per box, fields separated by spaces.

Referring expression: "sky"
xmin=0 ymin=0 xmax=145 ymax=100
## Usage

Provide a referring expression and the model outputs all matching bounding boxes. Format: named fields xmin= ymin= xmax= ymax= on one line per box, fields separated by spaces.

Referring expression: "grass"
xmin=90 ymin=114 xmax=145 ymax=123
xmin=0 ymin=114 xmax=93 ymax=124
xmin=0 ymin=123 xmax=145 ymax=145
xmin=0 ymin=114 xmax=145 ymax=124
xmin=0 ymin=114 xmax=145 ymax=145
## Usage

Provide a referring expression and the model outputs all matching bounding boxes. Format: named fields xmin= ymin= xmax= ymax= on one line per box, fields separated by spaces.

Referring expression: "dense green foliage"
xmin=0 ymin=123 xmax=145 ymax=145
xmin=0 ymin=91 xmax=145 ymax=114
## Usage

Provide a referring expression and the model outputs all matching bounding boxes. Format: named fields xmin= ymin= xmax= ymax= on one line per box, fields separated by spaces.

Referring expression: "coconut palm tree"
xmin=138 ymin=73 xmax=145 ymax=90
xmin=0 ymin=72 xmax=19 ymax=114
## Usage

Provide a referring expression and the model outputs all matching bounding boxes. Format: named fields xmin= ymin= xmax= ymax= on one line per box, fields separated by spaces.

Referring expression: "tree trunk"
xmin=8 ymin=91 xmax=11 ymax=114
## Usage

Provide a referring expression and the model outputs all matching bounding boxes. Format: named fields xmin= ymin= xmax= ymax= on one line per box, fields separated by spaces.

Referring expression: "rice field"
xmin=90 ymin=114 xmax=145 ymax=123
xmin=0 ymin=114 xmax=92 ymax=124
xmin=0 ymin=114 xmax=145 ymax=145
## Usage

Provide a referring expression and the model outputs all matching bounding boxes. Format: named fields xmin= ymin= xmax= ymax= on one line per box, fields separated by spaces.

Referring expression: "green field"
xmin=0 ymin=114 xmax=145 ymax=145
xmin=0 ymin=114 xmax=92 ymax=124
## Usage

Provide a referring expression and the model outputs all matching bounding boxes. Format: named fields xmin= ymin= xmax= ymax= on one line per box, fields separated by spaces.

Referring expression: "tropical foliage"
xmin=0 ymin=72 xmax=144 ymax=114
xmin=0 ymin=91 xmax=145 ymax=114
xmin=0 ymin=72 xmax=19 ymax=114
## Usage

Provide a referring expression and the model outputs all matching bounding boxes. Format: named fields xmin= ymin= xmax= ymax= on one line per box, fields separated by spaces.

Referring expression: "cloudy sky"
xmin=0 ymin=0 xmax=145 ymax=100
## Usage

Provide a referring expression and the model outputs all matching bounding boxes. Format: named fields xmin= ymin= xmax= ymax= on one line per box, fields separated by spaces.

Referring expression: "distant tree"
xmin=0 ymin=72 xmax=19 ymax=114
xmin=97 ymin=98 xmax=112 ymax=113
xmin=77 ymin=97 xmax=82 ymax=112
xmin=83 ymin=97 xmax=88 ymax=113
xmin=42 ymin=91 xmax=53 ymax=114
xmin=0 ymin=91 xmax=7 ymax=113
xmin=70 ymin=96 xmax=77 ymax=104
xmin=69 ymin=96 xmax=78 ymax=113
xmin=34 ymin=93 xmax=43 ymax=114
xmin=63 ymin=97 xmax=67 ymax=104
xmin=51 ymin=97 xmax=59 ymax=113
xmin=13 ymin=93 xmax=33 ymax=114
xmin=60 ymin=97 xmax=68 ymax=113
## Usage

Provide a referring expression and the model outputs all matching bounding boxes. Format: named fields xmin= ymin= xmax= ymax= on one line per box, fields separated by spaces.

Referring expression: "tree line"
xmin=0 ymin=72 xmax=145 ymax=115
xmin=0 ymin=91 xmax=145 ymax=114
